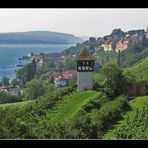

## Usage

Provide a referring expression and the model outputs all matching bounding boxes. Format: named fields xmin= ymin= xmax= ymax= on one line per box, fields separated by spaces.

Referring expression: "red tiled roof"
xmin=52 ymin=70 xmax=77 ymax=81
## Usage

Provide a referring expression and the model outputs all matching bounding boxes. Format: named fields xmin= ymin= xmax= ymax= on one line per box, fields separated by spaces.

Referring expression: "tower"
xmin=76 ymin=47 xmax=95 ymax=91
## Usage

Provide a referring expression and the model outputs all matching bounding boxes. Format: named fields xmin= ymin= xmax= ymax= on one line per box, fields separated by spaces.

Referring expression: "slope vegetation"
xmin=103 ymin=96 xmax=148 ymax=139
xmin=41 ymin=90 xmax=98 ymax=123
xmin=125 ymin=56 xmax=148 ymax=82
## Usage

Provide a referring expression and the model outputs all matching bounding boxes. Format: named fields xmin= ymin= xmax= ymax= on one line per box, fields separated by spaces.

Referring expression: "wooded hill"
xmin=0 ymin=31 xmax=83 ymax=44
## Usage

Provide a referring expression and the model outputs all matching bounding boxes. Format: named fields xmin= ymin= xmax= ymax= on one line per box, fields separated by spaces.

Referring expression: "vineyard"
xmin=124 ymin=57 xmax=148 ymax=82
xmin=103 ymin=96 xmax=148 ymax=139
xmin=114 ymin=105 xmax=148 ymax=139
xmin=0 ymin=84 xmax=147 ymax=139
xmin=40 ymin=90 xmax=98 ymax=123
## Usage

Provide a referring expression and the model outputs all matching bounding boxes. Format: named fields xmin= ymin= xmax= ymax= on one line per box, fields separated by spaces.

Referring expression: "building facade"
xmin=115 ymin=36 xmax=131 ymax=52
xmin=101 ymin=41 xmax=113 ymax=52
xmin=76 ymin=47 xmax=95 ymax=91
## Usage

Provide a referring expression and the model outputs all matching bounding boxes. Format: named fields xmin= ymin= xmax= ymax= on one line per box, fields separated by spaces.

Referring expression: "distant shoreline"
xmin=0 ymin=43 xmax=76 ymax=46
xmin=0 ymin=44 xmax=75 ymax=80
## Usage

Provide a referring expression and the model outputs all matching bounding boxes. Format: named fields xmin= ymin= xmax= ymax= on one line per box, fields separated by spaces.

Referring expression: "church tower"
xmin=76 ymin=47 xmax=95 ymax=91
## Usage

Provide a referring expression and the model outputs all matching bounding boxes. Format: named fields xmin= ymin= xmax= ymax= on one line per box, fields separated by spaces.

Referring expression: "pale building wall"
xmin=102 ymin=44 xmax=113 ymax=52
xmin=77 ymin=72 xmax=93 ymax=91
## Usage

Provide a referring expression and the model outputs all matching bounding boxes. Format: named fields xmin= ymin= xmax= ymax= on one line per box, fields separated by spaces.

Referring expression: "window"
xmin=78 ymin=66 xmax=81 ymax=70
xmin=85 ymin=66 xmax=89 ymax=70
xmin=82 ymin=66 xmax=85 ymax=70
xmin=83 ymin=61 xmax=85 ymax=65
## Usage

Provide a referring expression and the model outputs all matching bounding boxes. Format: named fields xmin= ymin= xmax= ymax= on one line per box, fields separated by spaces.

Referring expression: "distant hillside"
xmin=0 ymin=31 xmax=83 ymax=44
xmin=125 ymin=57 xmax=148 ymax=82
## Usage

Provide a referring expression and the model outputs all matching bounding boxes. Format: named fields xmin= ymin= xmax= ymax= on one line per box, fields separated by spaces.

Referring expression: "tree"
xmin=23 ymin=79 xmax=53 ymax=100
xmin=16 ymin=60 xmax=37 ymax=87
xmin=64 ymin=59 xmax=76 ymax=70
xmin=11 ymin=78 xmax=19 ymax=87
xmin=1 ymin=76 xmax=9 ymax=86
xmin=0 ymin=92 xmax=21 ymax=104
xmin=102 ymin=63 xmax=128 ymax=98
xmin=32 ymin=59 xmax=36 ymax=77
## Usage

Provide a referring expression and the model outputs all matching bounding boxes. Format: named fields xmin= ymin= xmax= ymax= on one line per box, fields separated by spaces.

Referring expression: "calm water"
xmin=0 ymin=44 xmax=74 ymax=80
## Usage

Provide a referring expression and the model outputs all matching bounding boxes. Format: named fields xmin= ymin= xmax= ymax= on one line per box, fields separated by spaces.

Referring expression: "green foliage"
xmin=102 ymin=63 xmax=128 ymax=98
xmin=90 ymin=96 xmax=129 ymax=135
xmin=61 ymin=42 xmax=86 ymax=55
xmin=114 ymin=105 xmax=148 ymax=139
xmin=93 ymin=69 xmax=105 ymax=90
xmin=64 ymin=59 xmax=76 ymax=70
xmin=41 ymin=91 xmax=98 ymax=123
xmin=11 ymin=78 xmax=19 ymax=87
xmin=125 ymin=57 xmax=148 ymax=82
xmin=103 ymin=96 xmax=148 ymax=139
xmin=95 ymin=49 xmax=118 ymax=64
xmin=66 ymin=95 xmax=129 ymax=139
xmin=16 ymin=60 xmax=36 ymax=87
xmin=1 ymin=76 xmax=10 ymax=86
xmin=120 ymin=47 xmax=148 ymax=67
xmin=82 ymin=92 xmax=108 ymax=112
xmin=0 ymin=86 xmax=76 ymax=138
xmin=36 ymin=62 xmax=50 ymax=76
xmin=0 ymin=92 xmax=21 ymax=104
xmin=23 ymin=79 xmax=55 ymax=100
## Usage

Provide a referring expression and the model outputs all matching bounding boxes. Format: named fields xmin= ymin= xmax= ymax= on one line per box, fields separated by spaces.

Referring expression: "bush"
xmin=23 ymin=79 xmax=55 ymax=100
xmin=114 ymin=105 xmax=148 ymax=139
xmin=0 ymin=92 xmax=21 ymax=104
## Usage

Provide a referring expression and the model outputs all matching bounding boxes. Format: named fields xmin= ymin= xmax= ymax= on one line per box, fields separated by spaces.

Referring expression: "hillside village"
xmin=1 ymin=27 xmax=148 ymax=94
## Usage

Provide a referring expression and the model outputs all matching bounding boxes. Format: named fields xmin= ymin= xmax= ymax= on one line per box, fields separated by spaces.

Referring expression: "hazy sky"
xmin=0 ymin=8 xmax=148 ymax=37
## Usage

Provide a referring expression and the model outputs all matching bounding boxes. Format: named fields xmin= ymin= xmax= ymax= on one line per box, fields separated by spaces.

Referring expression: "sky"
xmin=0 ymin=8 xmax=148 ymax=37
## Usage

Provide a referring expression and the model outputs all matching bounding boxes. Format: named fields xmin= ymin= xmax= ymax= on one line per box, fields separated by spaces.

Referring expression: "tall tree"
xmin=102 ymin=63 xmax=128 ymax=99
xmin=1 ymin=76 xmax=10 ymax=86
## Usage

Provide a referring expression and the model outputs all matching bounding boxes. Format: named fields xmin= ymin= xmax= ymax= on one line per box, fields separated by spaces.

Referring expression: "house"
xmin=51 ymin=70 xmax=77 ymax=87
xmin=54 ymin=75 xmax=69 ymax=87
xmin=0 ymin=86 xmax=20 ymax=96
xmin=101 ymin=41 xmax=113 ymax=52
xmin=128 ymin=83 xmax=148 ymax=96
xmin=0 ymin=86 xmax=8 ymax=93
xmin=115 ymin=36 xmax=132 ymax=52
xmin=32 ymin=54 xmax=50 ymax=66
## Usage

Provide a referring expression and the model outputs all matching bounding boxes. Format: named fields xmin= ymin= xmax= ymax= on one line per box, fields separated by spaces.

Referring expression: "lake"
xmin=0 ymin=44 xmax=75 ymax=80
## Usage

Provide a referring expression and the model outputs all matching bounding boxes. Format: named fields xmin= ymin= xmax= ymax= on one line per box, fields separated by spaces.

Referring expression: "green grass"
xmin=41 ymin=90 xmax=98 ymax=123
xmin=125 ymin=57 xmax=148 ymax=82
xmin=103 ymin=96 xmax=148 ymax=139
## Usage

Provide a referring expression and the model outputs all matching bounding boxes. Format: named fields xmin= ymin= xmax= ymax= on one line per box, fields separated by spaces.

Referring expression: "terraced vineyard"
xmin=103 ymin=96 xmax=148 ymax=139
xmin=125 ymin=57 xmax=148 ymax=82
xmin=41 ymin=90 xmax=98 ymax=123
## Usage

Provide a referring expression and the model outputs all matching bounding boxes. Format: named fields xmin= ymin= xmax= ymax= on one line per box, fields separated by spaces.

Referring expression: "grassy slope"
xmin=0 ymin=90 xmax=98 ymax=124
xmin=103 ymin=96 xmax=148 ymax=139
xmin=124 ymin=57 xmax=148 ymax=82
xmin=41 ymin=90 xmax=98 ymax=123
